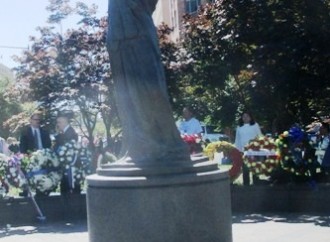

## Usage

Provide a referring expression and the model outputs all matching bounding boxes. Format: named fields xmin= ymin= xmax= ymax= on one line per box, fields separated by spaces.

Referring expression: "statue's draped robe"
xmin=107 ymin=0 xmax=190 ymax=165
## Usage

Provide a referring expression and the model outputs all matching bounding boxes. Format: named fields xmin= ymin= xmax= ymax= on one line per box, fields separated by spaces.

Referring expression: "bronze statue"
xmin=107 ymin=0 xmax=190 ymax=166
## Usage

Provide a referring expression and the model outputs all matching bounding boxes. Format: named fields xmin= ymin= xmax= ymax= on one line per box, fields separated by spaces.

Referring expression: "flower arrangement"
xmin=204 ymin=141 xmax=236 ymax=159
xmin=0 ymin=154 xmax=10 ymax=193
xmin=56 ymin=140 xmax=92 ymax=188
xmin=244 ymin=136 xmax=277 ymax=152
xmin=5 ymin=154 xmax=27 ymax=188
xmin=0 ymin=154 xmax=28 ymax=194
xmin=0 ymin=141 xmax=92 ymax=195
xmin=24 ymin=149 xmax=61 ymax=193
xmin=181 ymin=134 xmax=202 ymax=154
xmin=243 ymin=136 xmax=279 ymax=176
xmin=0 ymin=153 xmax=7 ymax=178
xmin=276 ymin=127 xmax=317 ymax=177
xmin=204 ymin=141 xmax=243 ymax=181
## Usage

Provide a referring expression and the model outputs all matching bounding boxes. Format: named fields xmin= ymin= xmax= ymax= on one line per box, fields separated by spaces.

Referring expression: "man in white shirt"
xmin=178 ymin=107 xmax=203 ymax=135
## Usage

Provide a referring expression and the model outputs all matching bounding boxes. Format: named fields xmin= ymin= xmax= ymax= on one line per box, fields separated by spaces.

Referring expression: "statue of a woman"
xmin=107 ymin=0 xmax=190 ymax=166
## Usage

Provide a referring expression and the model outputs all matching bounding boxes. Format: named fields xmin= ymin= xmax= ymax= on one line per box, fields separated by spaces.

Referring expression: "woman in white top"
xmin=315 ymin=122 xmax=330 ymax=164
xmin=235 ymin=112 xmax=262 ymax=151
xmin=234 ymin=112 xmax=262 ymax=185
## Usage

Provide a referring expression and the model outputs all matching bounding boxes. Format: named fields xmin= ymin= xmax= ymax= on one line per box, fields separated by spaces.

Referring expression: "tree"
xmin=0 ymin=78 xmax=22 ymax=138
xmin=172 ymin=0 xmax=330 ymax=133
xmin=11 ymin=1 xmax=119 ymax=161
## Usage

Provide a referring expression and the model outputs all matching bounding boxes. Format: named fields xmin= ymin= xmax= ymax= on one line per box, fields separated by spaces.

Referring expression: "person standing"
xmin=177 ymin=107 xmax=203 ymax=154
xmin=0 ymin=137 xmax=9 ymax=155
xmin=19 ymin=113 xmax=52 ymax=154
xmin=315 ymin=122 xmax=330 ymax=165
xmin=7 ymin=137 xmax=19 ymax=155
xmin=322 ymin=143 xmax=330 ymax=176
xmin=54 ymin=114 xmax=78 ymax=151
xmin=178 ymin=107 xmax=203 ymax=135
xmin=54 ymin=113 xmax=80 ymax=195
xmin=320 ymin=120 xmax=330 ymax=178
xmin=234 ymin=111 xmax=262 ymax=185
xmin=18 ymin=112 xmax=52 ymax=197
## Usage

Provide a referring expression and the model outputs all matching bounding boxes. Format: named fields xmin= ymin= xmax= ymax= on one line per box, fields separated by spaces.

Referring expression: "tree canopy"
xmin=162 ymin=0 xmax=330 ymax=133
xmin=9 ymin=1 xmax=118 ymax=159
xmin=6 ymin=0 xmax=330 ymax=143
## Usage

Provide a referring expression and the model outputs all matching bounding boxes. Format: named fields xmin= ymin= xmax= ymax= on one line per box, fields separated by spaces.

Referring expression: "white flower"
xmin=75 ymin=143 xmax=81 ymax=149
xmin=9 ymin=167 xmax=16 ymax=174
xmin=34 ymin=174 xmax=44 ymax=182
xmin=40 ymin=177 xmax=53 ymax=191
xmin=51 ymin=158 xmax=60 ymax=167
xmin=50 ymin=172 xmax=62 ymax=183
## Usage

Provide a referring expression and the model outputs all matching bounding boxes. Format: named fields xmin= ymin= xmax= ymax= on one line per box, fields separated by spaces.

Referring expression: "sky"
xmin=0 ymin=0 xmax=108 ymax=69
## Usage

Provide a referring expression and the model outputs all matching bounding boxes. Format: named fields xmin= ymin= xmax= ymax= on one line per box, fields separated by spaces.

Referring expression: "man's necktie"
xmin=34 ymin=129 xmax=39 ymax=150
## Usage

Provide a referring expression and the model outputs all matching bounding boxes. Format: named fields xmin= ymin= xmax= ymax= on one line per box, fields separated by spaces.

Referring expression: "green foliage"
xmin=3 ymin=102 xmax=37 ymax=137
xmin=162 ymin=0 xmax=330 ymax=133
xmin=0 ymin=73 xmax=22 ymax=138
xmin=10 ymin=0 xmax=119 ymax=155
xmin=0 ymin=89 xmax=22 ymax=138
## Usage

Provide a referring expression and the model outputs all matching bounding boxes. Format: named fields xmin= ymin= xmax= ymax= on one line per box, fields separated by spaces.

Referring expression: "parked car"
xmin=201 ymin=123 xmax=229 ymax=142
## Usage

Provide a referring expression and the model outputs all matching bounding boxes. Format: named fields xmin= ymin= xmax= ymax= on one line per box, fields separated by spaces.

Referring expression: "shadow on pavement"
xmin=232 ymin=213 xmax=330 ymax=227
xmin=0 ymin=220 xmax=87 ymax=238
xmin=2 ymin=213 xmax=330 ymax=239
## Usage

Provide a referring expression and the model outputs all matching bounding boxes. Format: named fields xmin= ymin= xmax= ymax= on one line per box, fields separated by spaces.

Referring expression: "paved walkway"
xmin=1 ymin=213 xmax=330 ymax=242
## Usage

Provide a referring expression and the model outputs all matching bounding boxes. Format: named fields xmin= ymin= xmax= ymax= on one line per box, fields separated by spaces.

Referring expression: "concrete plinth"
xmin=86 ymin=162 xmax=232 ymax=242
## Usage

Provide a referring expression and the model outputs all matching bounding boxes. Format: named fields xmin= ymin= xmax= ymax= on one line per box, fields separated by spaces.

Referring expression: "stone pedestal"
xmin=86 ymin=161 xmax=232 ymax=242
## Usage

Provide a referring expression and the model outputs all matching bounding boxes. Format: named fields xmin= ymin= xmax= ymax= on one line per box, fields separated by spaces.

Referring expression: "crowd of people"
xmin=2 ymin=106 xmax=330 ymax=197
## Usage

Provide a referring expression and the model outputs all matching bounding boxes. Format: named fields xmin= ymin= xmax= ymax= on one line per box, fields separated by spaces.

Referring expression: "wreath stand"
xmin=18 ymin=167 xmax=47 ymax=221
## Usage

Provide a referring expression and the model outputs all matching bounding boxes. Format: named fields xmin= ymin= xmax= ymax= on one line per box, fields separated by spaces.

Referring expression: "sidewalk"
xmin=1 ymin=213 xmax=330 ymax=242
xmin=232 ymin=213 xmax=330 ymax=242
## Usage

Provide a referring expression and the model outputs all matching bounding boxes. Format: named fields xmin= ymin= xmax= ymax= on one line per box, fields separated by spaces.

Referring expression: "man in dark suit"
xmin=54 ymin=114 xmax=78 ymax=151
xmin=54 ymin=113 xmax=80 ymax=195
xmin=19 ymin=113 xmax=52 ymax=154
xmin=19 ymin=112 xmax=52 ymax=197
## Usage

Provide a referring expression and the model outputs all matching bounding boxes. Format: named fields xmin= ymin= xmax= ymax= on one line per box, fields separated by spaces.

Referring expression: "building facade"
xmin=153 ymin=0 xmax=215 ymax=41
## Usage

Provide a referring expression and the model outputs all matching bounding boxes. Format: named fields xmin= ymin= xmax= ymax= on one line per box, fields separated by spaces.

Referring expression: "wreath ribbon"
xmin=66 ymin=153 xmax=78 ymax=189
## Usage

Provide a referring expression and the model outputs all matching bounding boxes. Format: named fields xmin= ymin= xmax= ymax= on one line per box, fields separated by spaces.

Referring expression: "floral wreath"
xmin=5 ymin=154 xmax=27 ymax=189
xmin=181 ymin=134 xmax=202 ymax=154
xmin=0 ymin=141 xmax=92 ymax=195
xmin=243 ymin=136 xmax=279 ymax=176
xmin=204 ymin=141 xmax=243 ymax=181
xmin=0 ymin=154 xmax=27 ymax=195
xmin=0 ymin=154 xmax=10 ymax=194
xmin=56 ymin=140 xmax=92 ymax=188
xmin=24 ymin=149 xmax=61 ymax=194
xmin=276 ymin=127 xmax=316 ymax=176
